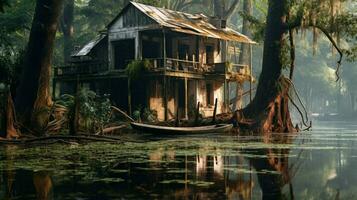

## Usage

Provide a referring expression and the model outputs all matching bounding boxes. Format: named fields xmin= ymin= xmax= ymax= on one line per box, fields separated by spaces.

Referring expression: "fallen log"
xmin=95 ymin=124 xmax=127 ymax=135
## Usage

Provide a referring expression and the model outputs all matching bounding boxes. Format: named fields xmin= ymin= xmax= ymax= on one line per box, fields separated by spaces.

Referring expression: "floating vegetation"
xmin=1 ymin=122 xmax=357 ymax=199
xmin=160 ymin=179 xmax=215 ymax=187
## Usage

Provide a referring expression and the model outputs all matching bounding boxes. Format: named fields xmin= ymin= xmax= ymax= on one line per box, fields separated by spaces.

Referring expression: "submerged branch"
xmin=287 ymin=94 xmax=310 ymax=129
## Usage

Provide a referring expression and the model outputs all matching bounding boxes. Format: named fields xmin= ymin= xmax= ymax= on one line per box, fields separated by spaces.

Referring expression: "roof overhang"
xmin=108 ymin=1 xmax=257 ymax=44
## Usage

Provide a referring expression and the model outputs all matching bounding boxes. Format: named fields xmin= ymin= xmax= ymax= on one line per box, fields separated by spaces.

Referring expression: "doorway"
xmin=113 ymin=39 xmax=135 ymax=70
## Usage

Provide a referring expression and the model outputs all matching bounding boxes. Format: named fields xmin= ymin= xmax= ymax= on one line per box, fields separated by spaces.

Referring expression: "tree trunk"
xmin=62 ymin=0 xmax=74 ymax=63
xmin=239 ymin=0 xmax=252 ymax=65
xmin=236 ymin=0 xmax=295 ymax=133
xmin=15 ymin=0 xmax=64 ymax=130
xmin=351 ymin=92 xmax=355 ymax=112
xmin=213 ymin=0 xmax=224 ymax=19
xmin=5 ymin=93 xmax=19 ymax=139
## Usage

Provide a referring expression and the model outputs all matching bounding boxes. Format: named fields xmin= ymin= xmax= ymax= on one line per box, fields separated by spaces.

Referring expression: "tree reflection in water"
xmin=33 ymin=171 xmax=53 ymax=200
xmin=247 ymin=133 xmax=302 ymax=200
xmin=0 ymin=132 xmax=306 ymax=200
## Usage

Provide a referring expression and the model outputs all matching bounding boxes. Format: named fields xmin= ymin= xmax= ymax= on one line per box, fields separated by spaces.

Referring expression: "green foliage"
xmin=133 ymin=105 xmax=158 ymax=122
xmin=55 ymin=88 xmax=112 ymax=133
xmin=0 ymin=48 xmax=24 ymax=85
xmin=125 ymin=59 xmax=152 ymax=80
xmin=77 ymin=88 xmax=112 ymax=132
xmin=0 ymin=0 xmax=10 ymax=12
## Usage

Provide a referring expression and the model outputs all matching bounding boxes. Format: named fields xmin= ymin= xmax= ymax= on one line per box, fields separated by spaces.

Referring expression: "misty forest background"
xmin=1 ymin=0 xmax=356 ymax=120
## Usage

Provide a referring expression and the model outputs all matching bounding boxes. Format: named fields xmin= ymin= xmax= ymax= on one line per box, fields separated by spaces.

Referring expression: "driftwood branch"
xmin=111 ymin=106 xmax=135 ymax=122
xmin=95 ymin=124 xmax=127 ymax=135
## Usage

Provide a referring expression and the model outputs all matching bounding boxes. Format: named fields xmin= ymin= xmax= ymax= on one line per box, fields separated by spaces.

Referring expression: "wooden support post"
xmin=224 ymin=79 xmax=228 ymax=112
xmin=163 ymin=77 xmax=168 ymax=121
xmin=212 ymin=98 xmax=218 ymax=123
xmin=175 ymin=106 xmax=179 ymax=127
xmin=249 ymin=44 xmax=253 ymax=103
xmin=195 ymin=102 xmax=200 ymax=125
xmin=52 ymin=79 xmax=57 ymax=99
xmin=70 ymin=82 xmax=80 ymax=136
xmin=227 ymin=80 xmax=230 ymax=112
xmin=163 ymin=30 xmax=167 ymax=70
xmin=184 ymin=78 xmax=188 ymax=119
xmin=128 ymin=78 xmax=132 ymax=116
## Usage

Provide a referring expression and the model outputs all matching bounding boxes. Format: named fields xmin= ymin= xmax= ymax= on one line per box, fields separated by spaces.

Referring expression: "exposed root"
xmin=233 ymin=77 xmax=296 ymax=134
xmin=5 ymin=93 xmax=20 ymax=139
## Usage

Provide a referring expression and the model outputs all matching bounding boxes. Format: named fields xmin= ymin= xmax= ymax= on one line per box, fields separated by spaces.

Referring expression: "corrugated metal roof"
xmin=72 ymin=34 xmax=107 ymax=57
xmin=130 ymin=1 xmax=256 ymax=44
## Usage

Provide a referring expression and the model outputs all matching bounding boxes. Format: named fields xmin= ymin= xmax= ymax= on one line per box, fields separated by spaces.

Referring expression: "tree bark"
xmin=239 ymin=0 xmax=252 ymax=65
xmin=213 ymin=0 xmax=224 ymax=19
xmin=15 ymin=0 xmax=64 ymax=129
xmin=61 ymin=0 xmax=74 ymax=63
xmin=236 ymin=0 xmax=295 ymax=133
xmin=5 ymin=93 xmax=19 ymax=139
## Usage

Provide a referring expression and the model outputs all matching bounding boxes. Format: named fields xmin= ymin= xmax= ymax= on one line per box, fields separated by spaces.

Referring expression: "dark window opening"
xmin=206 ymin=45 xmax=214 ymax=64
xmin=113 ymin=39 xmax=135 ymax=70
xmin=178 ymin=44 xmax=190 ymax=60
xmin=206 ymin=83 xmax=214 ymax=106
xmin=142 ymin=40 xmax=161 ymax=59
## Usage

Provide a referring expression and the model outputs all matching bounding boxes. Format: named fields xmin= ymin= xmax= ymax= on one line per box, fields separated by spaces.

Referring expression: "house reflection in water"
xmin=146 ymin=134 xmax=300 ymax=200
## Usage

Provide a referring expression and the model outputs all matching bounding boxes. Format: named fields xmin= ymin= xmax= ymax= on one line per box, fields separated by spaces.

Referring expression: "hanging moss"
xmin=125 ymin=59 xmax=152 ymax=80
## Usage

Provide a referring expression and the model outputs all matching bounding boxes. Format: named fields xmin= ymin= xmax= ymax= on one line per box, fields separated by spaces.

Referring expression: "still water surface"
xmin=0 ymin=121 xmax=357 ymax=200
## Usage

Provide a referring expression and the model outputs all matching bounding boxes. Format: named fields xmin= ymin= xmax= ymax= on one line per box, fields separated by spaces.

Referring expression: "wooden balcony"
xmin=55 ymin=60 xmax=108 ymax=76
xmin=144 ymin=58 xmax=212 ymax=73
xmin=54 ymin=58 xmax=251 ymax=81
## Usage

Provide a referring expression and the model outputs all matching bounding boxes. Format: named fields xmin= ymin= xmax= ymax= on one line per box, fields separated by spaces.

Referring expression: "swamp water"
xmin=0 ymin=121 xmax=357 ymax=200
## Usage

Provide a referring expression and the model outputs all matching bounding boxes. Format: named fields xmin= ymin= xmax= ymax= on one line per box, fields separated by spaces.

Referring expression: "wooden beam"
xmin=163 ymin=30 xmax=167 ymax=70
xmin=52 ymin=79 xmax=57 ymax=99
xmin=184 ymin=77 xmax=188 ymax=119
xmin=175 ymin=105 xmax=179 ymax=127
xmin=249 ymin=44 xmax=253 ymax=103
xmin=128 ymin=78 xmax=132 ymax=116
xmin=163 ymin=76 xmax=168 ymax=121
xmin=212 ymin=98 xmax=218 ymax=123
xmin=195 ymin=102 xmax=200 ymax=125
xmin=224 ymin=79 xmax=228 ymax=112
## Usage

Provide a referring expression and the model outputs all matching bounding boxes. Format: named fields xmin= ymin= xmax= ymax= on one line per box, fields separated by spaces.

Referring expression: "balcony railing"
xmin=212 ymin=62 xmax=250 ymax=75
xmin=54 ymin=58 xmax=250 ymax=78
xmin=144 ymin=58 xmax=209 ymax=73
xmin=55 ymin=60 xmax=108 ymax=76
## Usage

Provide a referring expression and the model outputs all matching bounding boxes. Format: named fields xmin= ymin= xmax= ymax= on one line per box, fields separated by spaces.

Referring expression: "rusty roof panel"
xmin=130 ymin=1 xmax=256 ymax=44
xmin=72 ymin=34 xmax=107 ymax=57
